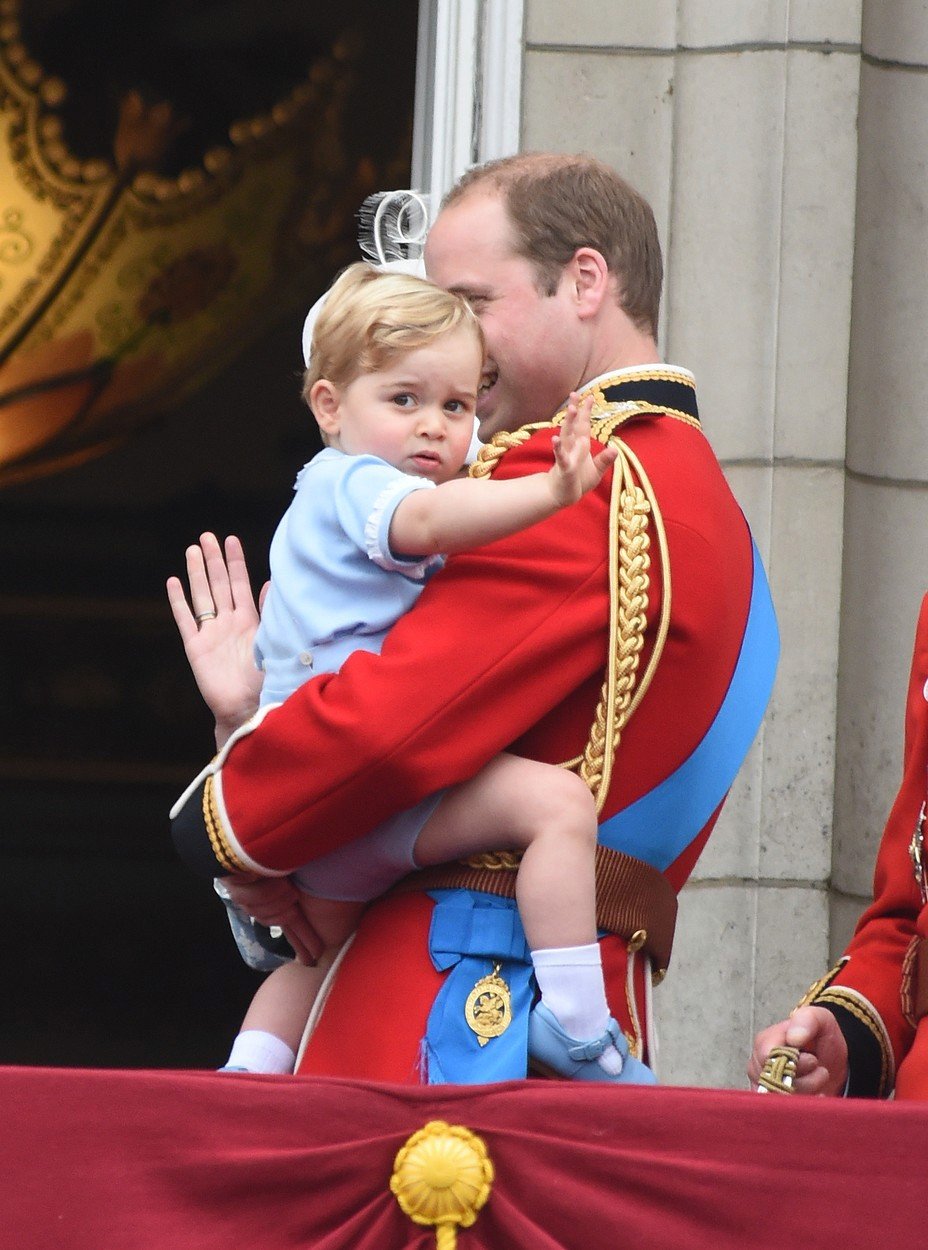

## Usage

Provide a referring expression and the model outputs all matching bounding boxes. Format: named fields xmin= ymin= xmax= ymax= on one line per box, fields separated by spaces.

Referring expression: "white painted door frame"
xmin=411 ymin=0 xmax=524 ymax=219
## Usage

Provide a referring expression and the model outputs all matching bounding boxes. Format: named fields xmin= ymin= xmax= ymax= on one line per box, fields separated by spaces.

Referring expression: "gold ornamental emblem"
xmin=390 ymin=1120 xmax=494 ymax=1249
xmin=464 ymin=963 xmax=511 ymax=1047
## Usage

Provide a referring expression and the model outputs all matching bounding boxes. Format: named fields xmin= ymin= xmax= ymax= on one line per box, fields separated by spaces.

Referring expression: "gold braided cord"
xmin=756 ymin=1045 xmax=800 ymax=1094
xmin=795 ymin=957 xmax=849 ymax=1009
xmin=575 ymin=434 xmax=671 ymax=813
xmin=203 ymin=774 xmax=247 ymax=873
xmin=577 ymin=446 xmax=649 ymax=810
xmin=591 ymin=402 xmax=701 ymax=439
xmin=462 ymin=850 xmax=521 ymax=871
xmin=615 ymin=441 xmax=672 ymax=728
xmin=467 ymin=422 xmax=547 ymax=479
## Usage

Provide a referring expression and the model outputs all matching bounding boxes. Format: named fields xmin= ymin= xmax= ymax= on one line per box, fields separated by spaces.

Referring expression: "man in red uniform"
xmin=750 ymin=595 xmax=928 ymax=1099
xmin=172 ymin=153 xmax=778 ymax=1083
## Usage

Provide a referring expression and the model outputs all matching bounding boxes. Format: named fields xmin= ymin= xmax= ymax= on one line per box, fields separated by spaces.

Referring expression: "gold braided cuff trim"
xmin=203 ymin=773 xmax=248 ymax=874
xmin=812 ymin=985 xmax=894 ymax=1098
xmin=794 ymin=957 xmax=849 ymax=1009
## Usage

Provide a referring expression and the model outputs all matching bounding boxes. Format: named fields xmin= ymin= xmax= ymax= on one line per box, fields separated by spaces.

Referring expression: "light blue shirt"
xmin=255 ymin=448 xmax=442 ymax=704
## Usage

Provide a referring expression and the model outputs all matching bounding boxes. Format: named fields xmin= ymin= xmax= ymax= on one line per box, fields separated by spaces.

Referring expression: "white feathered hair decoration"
xmin=300 ymin=188 xmax=481 ymax=463
xmin=301 ymin=189 xmax=431 ymax=368
xmin=357 ymin=189 xmax=431 ymax=264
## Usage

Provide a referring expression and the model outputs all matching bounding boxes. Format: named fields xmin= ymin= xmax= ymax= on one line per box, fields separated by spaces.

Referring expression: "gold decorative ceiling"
xmin=0 ymin=1 xmax=403 ymax=485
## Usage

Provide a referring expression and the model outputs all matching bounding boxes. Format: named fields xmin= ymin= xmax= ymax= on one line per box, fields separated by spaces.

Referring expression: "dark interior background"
xmin=0 ymin=0 xmax=418 ymax=1068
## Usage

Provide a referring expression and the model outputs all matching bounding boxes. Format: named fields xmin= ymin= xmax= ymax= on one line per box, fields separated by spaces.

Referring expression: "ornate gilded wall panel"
xmin=0 ymin=1 xmax=410 ymax=484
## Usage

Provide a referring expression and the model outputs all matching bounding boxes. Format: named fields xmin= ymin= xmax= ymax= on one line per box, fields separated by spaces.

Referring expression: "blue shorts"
xmin=289 ymin=790 xmax=444 ymax=902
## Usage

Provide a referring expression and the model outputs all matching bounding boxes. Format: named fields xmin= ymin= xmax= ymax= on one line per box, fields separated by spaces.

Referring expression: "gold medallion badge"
xmin=464 ymin=963 xmax=511 ymax=1046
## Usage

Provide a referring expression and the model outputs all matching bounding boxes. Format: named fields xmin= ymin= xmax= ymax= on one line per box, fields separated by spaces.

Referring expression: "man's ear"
xmin=309 ymin=379 xmax=341 ymax=436
xmin=568 ymin=247 xmax=610 ymax=319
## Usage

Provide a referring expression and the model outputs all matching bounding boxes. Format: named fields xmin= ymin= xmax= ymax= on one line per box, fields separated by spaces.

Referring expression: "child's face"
xmin=314 ymin=327 xmax=482 ymax=483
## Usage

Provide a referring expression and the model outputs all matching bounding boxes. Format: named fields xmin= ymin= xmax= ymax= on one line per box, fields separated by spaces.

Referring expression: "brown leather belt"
xmin=913 ymin=936 xmax=928 ymax=1022
xmin=389 ymin=843 xmax=678 ymax=971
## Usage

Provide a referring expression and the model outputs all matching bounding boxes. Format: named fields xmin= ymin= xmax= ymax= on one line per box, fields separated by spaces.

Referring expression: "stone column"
xmin=521 ymin=0 xmax=862 ymax=1085
xmin=831 ymin=3 xmax=928 ymax=959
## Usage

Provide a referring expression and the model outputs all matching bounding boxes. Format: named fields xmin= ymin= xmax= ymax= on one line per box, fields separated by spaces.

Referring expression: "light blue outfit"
xmin=254 ymin=448 xmax=445 ymax=901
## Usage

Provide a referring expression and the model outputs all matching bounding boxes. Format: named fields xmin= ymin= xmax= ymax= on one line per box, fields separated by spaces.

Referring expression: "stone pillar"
xmin=522 ymin=0 xmax=863 ymax=1085
xmin=831 ymin=3 xmax=928 ymax=958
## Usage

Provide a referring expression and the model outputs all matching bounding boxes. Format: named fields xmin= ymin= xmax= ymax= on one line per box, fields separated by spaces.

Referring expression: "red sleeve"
xmin=221 ymin=429 xmax=619 ymax=870
xmin=174 ymin=419 xmax=755 ymax=879
xmin=814 ymin=593 xmax=928 ymax=1093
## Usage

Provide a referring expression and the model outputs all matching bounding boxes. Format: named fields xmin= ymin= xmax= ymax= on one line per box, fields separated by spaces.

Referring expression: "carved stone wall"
xmin=522 ymin=0 xmax=927 ymax=1088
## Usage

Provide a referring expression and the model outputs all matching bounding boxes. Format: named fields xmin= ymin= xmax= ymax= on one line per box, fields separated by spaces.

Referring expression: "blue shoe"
xmin=528 ymin=1003 xmax=658 ymax=1084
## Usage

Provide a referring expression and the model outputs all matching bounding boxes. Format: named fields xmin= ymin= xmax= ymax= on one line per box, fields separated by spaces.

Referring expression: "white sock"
xmin=531 ymin=943 xmax=624 ymax=1076
xmin=224 ymin=1029 xmax=296 ymax=1074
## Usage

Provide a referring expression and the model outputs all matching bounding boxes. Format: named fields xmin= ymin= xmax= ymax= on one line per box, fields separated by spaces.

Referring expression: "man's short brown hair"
xmin=443 ymin=152 xmax=662 ymax=338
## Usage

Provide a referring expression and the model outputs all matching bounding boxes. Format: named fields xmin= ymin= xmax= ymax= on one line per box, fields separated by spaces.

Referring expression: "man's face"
xmin=424 ymin=190 xmax=582 ymax=439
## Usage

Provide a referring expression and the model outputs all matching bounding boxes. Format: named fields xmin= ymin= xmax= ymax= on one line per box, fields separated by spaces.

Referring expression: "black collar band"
xmin=595 ymin=369 xmax=699 ymax=423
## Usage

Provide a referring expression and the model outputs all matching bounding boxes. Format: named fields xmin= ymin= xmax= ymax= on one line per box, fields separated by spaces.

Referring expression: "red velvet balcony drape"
xmin=5 ymin=1067 xmax=923 ymax=1249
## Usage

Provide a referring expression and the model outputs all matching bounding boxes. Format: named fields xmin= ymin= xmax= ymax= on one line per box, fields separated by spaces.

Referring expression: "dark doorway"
xmin=0 ymin=0 xmax=419 ymax=1069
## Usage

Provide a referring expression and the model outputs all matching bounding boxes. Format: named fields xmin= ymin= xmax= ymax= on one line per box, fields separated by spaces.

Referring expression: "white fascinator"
xmin=300 ymin=190 xmax=482 ymax=462
xmin=301 ymin=190 xmax=431 ymax=368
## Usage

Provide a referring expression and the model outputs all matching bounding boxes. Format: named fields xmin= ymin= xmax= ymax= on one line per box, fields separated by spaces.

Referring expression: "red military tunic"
xmin=808 ymin=593 xmax=928 ymax=1098
xmin=172 ymin=366 xmax=772 ymax=1082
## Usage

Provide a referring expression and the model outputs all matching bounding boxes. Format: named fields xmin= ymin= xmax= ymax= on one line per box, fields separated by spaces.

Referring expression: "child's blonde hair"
xmin=301 ymin=262 xmax=484 ymax=409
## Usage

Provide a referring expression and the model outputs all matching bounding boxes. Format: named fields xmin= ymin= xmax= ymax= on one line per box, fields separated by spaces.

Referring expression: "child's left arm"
xmin=389 ymin=393 xmax=617 ymax=557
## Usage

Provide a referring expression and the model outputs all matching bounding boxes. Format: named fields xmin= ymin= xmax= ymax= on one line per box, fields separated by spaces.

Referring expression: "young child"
xmin=213 ymin=263 xmax=656 ymax=1084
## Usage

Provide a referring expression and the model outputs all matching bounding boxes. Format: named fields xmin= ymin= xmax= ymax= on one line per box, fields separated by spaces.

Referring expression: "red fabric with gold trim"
xmin=234 ymin=415 xmax=754 ymax=1081
xmin=222 ymin=421 xmax=752 ymax=871
xmin=4 ymin=1067 xmax=926 ymax=1249
xmin=214 ymin=416 xmax=755 ymax=1079
xmin=827 ymin=593 xmax=928 ymax=1091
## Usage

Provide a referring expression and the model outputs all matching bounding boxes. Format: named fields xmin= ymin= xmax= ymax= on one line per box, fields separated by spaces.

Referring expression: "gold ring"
xmin=195 ymin=610 xmax=217 ymax=624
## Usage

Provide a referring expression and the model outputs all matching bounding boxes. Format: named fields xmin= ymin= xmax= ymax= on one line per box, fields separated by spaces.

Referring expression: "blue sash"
xmin=598 ymin=541 xmax=778 ymax=869
xmin=421 ymin=540 xmax=778 ymax=1083
xmin=420 ymin=893 xmax=534 ymax=1083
